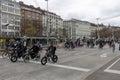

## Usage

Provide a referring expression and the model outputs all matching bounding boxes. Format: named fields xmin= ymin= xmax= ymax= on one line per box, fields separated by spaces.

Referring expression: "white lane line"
xmin=47 ymin=63 xmax=90 ymax=72
xmin=29 ymin=60 xmax=41 ymax=64
xmin=29 ymin=60 xmax=90 ymax=72
xmin=105 ymin=58 xmax=120 ymax=70
xmin=100 ymin=53 xmax=107 ymax=58
xmin=104 ymin=58 xmax=120 ymax=74
xmin=104 ymin=69 xmax=120 ymax=75
xmin=0 ymin=56 xmax=90 ymax=72
xmin=0 ymin=56 xmax=2 ymax=58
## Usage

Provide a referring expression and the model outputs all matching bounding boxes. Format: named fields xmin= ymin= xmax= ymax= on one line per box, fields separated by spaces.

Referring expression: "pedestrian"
xmin=118 ymin=41 xmax=120 ymax=51
xmin=112 ymin=41 xmax=115 ymax=53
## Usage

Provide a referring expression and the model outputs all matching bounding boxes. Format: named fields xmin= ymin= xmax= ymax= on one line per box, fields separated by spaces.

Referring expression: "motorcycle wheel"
xmin=10 ymin=56 xmax=17 ymax=62
xmin=2 ymin=52 xmax=8 ymax=59
xmin=41 ymin=57 xmax=47 ymax=65
xmin=52 ymin=55 xmax=58 ymax=63
xmin=23 ymin=54 xmax=30 ymax=63
xmin=8 ymin=53 xmax=12 ymax=59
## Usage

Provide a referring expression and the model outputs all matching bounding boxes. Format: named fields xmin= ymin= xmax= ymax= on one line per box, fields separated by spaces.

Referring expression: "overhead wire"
xmin=100 ymin=14 xmax=120 ymax=21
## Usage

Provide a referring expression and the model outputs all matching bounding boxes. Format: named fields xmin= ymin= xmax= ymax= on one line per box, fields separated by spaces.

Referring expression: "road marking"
xmin=0 ymin=56 xmax=91 ymax=72
xmin=0 ymin=56 xmax=2 ymax=58
xmin=29 ymin=60 xmax=41 ymax=64
xmin=105 ymin=58 xmax=120 ymax=70
xmin=47 ymin=63 xmax=90 ymax=72
xmin=29 ymin=60 xmax=90 ymax=72
xmin=104 ymin=69 xmax=120 ymax=75
xmin=100 ymin=53 xmax=107 ymax=58
xmin=104 ymin=58 xmax=120 ymax=74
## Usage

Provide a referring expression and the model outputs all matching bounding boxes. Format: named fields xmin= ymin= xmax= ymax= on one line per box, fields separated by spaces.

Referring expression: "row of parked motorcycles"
xmin=2 ymin=47 xmax=58 ymax=65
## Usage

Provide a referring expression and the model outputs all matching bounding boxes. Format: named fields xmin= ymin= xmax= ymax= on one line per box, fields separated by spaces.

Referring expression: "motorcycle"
xmin=41 ymin=50 xmax=58 ymax=65
xmin=23 ymin=49 xmax=41 ymax=62
xmin=10 ymin=47 xmax=28 ymax=62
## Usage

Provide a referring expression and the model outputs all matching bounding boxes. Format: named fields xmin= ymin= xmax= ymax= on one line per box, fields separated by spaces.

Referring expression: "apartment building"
xmin=19 ymin=1 xmax=63 ymax=38
xmin=19 ymin=1 xmax=43 ymax=37
xmin=63 ymin=19 xmax=92 ymax=39
xmin=42 ymin=11 xmax=63 ymax=38
xmin=0 ymin=0 xmax=21 ymax=38
xmin=63 ymin=20 xmax=76 ymax=39
xmin=73 ymin=19 xmax=91 ymax=39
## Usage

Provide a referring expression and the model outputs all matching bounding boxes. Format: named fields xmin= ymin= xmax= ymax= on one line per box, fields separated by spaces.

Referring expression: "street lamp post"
xmin=112 ymin=30 xmax=114 ymax=40
xmin=111 ymin=27 xmax=115 ymax=40
xmin=109 ymin=24 xmax=115 ymax=40
xmin=0 ymin=0 xmax=1 ymax=37
xmin=45 ymin=0 xmax=49 ymax=45
xmin=23 ymin=36 xmax=27 ymax=47
xmin=96 ymin=18 xmax=100 ymax=39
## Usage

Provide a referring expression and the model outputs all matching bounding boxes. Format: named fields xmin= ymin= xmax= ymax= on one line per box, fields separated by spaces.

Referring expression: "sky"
xmin=16 ymin=0 xmax=120 ymax=26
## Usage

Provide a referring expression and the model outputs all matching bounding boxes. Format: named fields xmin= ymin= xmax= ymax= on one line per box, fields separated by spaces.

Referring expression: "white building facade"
xmin=63 ymin=19 xmax=92 ymax=39
xmin=0 ymin=0 xmax=21 ymax=38
xmin=63 ymin=20 xmax=76 ymax=39
xmin=42 ymin=11 xmax=63 ymax=38
xmin=73 ymin=19 xmax=91 ymax=39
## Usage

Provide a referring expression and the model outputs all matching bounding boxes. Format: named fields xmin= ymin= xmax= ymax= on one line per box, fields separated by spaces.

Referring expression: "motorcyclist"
xmin=46 ymin=43 xmax=56 ymax=57
xmin=16 ymin=41 xmax=27 ymax=58
xmin=64 ymin=41 xmax=70 ymax=48
xmin=29 ymin=42 xmax=40 ymax=59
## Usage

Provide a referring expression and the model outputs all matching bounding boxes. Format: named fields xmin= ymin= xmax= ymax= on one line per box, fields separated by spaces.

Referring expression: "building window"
xmin=2 ymin=5 xmax=7 ymax=11
xmin=8 ymin=26 xmax=14 ymax=30
xmin=8 ymin=7 xmax=14 ymax=13
xmin=2 ymin=19 xmax=7 ymax=23
xmin=2 ymin=32 xmax=7 ymax=37
xmin=15 ymin=9 xmax=20 ymax=14
xmin=8 ymin=20 xmax=14 ymax=24
xmin=2 ymin=13 xmax=8 ymax=18
xmin=15 ymin=21 xmax=20 ymax=25
xmin=15 ymin=27 xmax=19 ymax=30
xmin=8 ymin=32 xmax=14 ymax=36
xmin=32 ymin=16 xmax=35 ymax=19
xmin=9 ymin=14 xmax=14 ymax=19
xmin=2 ymin=25 xmax=7 ymax=29
xmin=15 ymin=16 xmax=20 ymax=20
xmin=15 ymin=32 xmax=19 ymax=36
xmin=8 ymin=3 xmax=14 ymax=7
xmin=27 ymin=15 xmax=31 ymax=18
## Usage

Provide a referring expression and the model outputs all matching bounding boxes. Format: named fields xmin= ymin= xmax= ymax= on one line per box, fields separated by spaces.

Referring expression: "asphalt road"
xmin=0 ymin=44 xmax=120 ymax=80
